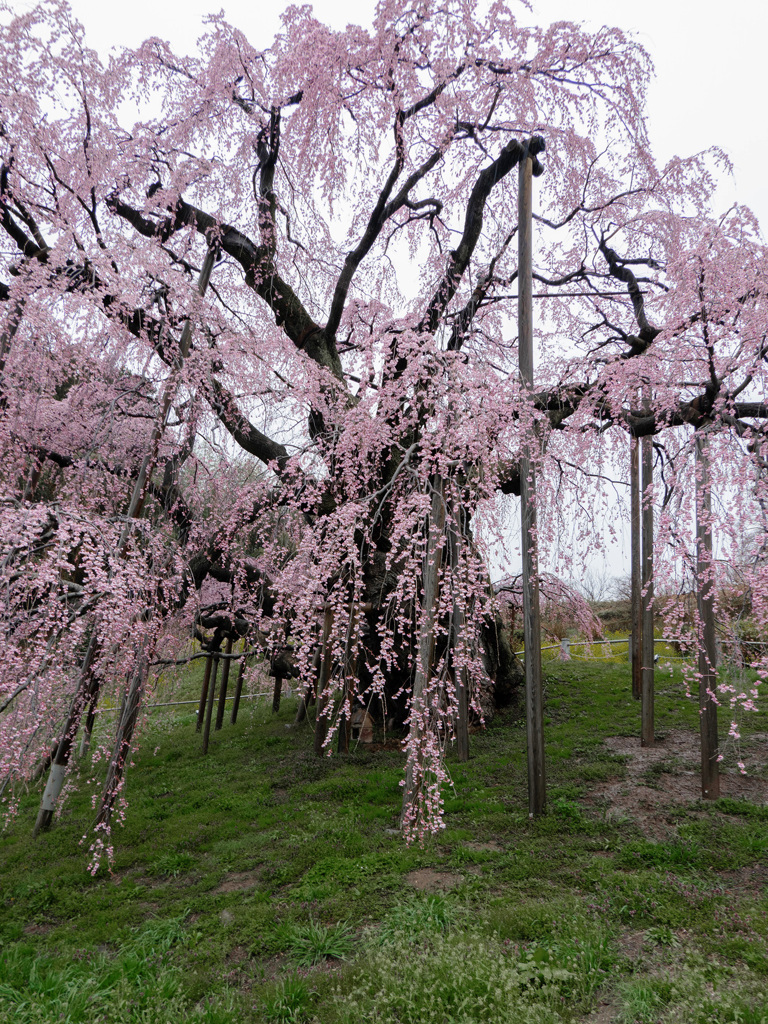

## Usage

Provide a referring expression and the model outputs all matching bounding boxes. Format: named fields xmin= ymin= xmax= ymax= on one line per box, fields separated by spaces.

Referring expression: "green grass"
xmin=1 ymin=657 xmax=768 ymax=1022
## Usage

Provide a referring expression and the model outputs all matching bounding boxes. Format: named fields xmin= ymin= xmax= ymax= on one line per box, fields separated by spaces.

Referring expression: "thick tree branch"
xmin=107 ymin=193 xmax=343 ymax=379
xmin=421 ymin=136 xmax=545 ymax=334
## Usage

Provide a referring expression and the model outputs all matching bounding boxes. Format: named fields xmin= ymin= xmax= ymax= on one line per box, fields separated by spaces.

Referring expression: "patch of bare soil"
xmin=717 ymin=863 xmax=768 ymax=897
xmin=585 ymin=729 xmax=768 ymax=839
xmin=405 ymin=868 xmax=463 ymax=891
xmin=215 ymin=868 xmax=263 ymax=893
xmin=23 ymin=922 xmax=54 ymax=935
xmin=582 ymin=995 xmax=621 ymax=1023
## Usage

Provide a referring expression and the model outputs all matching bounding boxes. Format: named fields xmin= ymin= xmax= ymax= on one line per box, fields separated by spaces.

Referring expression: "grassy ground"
xmin=1 ymin=657 xmax=768 ymax=1023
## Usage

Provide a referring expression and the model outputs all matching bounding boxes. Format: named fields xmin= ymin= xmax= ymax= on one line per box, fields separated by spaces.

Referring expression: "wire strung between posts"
xmin=150 ymin=650 xmax=254 ymax=667
xmin=91 ymin=690 xmax=280 ymax=714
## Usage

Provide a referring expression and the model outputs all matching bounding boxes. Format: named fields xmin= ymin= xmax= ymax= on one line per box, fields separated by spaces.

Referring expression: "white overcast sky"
xmin=14 ymin=0 xmax=767 ymax=232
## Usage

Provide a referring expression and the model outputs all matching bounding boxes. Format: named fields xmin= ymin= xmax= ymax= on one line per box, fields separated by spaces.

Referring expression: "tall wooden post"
xmin=314 ymin=605 xmax=334 ymax=756
xmin=202 ymin=650 xmax=220 ymax=754
xmin=78 ymin=692 xmax=99 ymax=758
xmin=34 ymin=634 xmax=98 ymax=836
xmin=447 ymin=510 xmax=470 ymax=762
xmin=230 ymin=644 xmax=248 ymax=725
xmin=641 ymin=427 xmax=655 ymax=747
xmin=214 ymin=635 xmax=233 ymax=730
xmin=196 ymin=652 xmax=214 ymax=732
xmin=630 ymin=434 xmax=642 ymax=701
xmin=519 ymin=144 xmax=546 ymax=816
xmin=400 ymin=475 xmax=446 ymax=828
xmin=94 ymin=653 xmax=149 ymax=832
xmin=272 ymin=673 xmax=284 ymax=714
xmin=696 ymin=431 xmax=720 ymax=799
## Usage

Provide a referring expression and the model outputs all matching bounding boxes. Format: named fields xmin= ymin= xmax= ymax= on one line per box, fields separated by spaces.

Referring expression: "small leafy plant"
xmin=149 ymin=851 xmax=197 ymax=878
xmin=283 ymin=918 xmax=354 ymax=967
xmin=262 ymin=974 xmax=316 ymax=1023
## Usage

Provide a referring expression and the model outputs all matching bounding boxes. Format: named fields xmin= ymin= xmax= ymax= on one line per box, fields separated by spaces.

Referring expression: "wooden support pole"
xmin=34 ymin=634 xmax=98 ymax=836
xmin=400 ymin=474 xmax=446 ymax=828
xmin=295 ymin=647 xmax=321 ymax=726
xmin=337 ymin=605 xmax=359 ymax=754
xmin=314 ymin=606 xmax=334 ymax=756
xmin=630 ymin=434 xmax=642 ymax=701
xmin=78 ymin=692 xmax=99 ymax=759
xmin=272 ymin=673 xmax=283 ymax=714
xmin=448 ymin=513 xmax=470 ymax=762
xmin=94 ymin=654 xmax=148 ymax=832
xmin=294 ymin=684 xmax=311 ymax=724
xmin=641 ymin=428 xmax=655 ymax=747
xmin=696 ymin=431 xmax=720 ymax=799
xmin=519 ymin=146 xmax=546 ymax=816
xmin=196 ymin=653 xmax=214 ymax=732
xmin=214 ymin=636 xmax=233 ymax=730
xmin=230 ymin=644 xmax=247 ymax=725
xmin=202 ymin=650 xmax=220 ymax=755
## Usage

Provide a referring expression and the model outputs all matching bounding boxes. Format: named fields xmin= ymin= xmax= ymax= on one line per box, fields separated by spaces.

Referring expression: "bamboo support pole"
xmin=34 ymin=634 xmax=98 ymax=835
xmin=94 ymin=654 xmax=148 ymax=831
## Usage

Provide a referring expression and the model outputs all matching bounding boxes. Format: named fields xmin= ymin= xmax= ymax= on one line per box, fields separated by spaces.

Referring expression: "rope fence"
xmin=93 ymin=634 xmax=765 ymax=717
xmin=92 ymin=689 xmax=284 ymax=716
xmin=517 ymin=635 xmax=768 ymax=662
